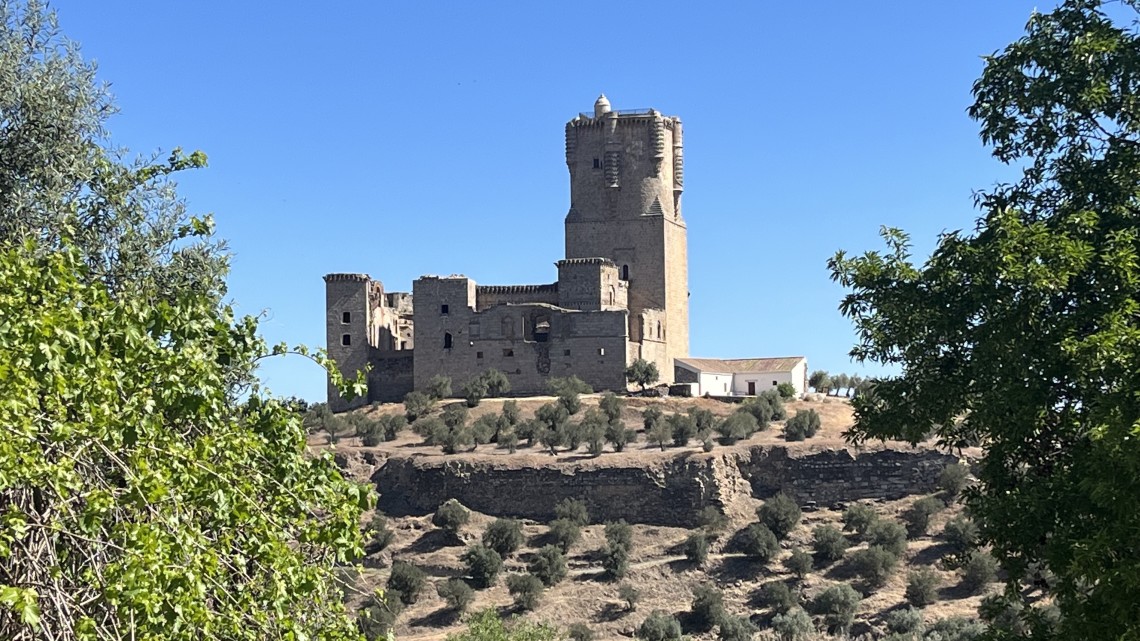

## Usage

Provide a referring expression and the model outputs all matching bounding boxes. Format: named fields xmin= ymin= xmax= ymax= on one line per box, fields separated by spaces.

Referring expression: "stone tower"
xmin=563 ymin=95 xmax=689 ymax=377
xmin=324 ymin=273 xmax=373 ymax=411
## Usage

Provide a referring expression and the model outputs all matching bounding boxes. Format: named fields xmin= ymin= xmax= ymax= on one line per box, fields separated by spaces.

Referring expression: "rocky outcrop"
xmin=369 ymin=444 xmax=960 ymax=527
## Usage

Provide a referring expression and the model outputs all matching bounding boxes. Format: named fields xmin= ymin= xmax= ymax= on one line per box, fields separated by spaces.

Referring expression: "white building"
xmin=674 ymin=357 xmax=808 ymax=397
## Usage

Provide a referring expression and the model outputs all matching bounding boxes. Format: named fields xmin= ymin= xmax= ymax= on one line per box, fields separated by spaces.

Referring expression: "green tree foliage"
xmin=637 ymin=611 xmax=683 ymax=641
xmin=601 ymin=543 xmax=630 ymax=579
xmin=604 ymin=417 xmax=636 ymax=452
xmin=501 ymin=399 xmax=521 ymax=426
xmin=642 ymin=406 xmax=664 ymax=432
xmin=433 ymin=499 xmax=470 ymax=538
xmin=388 ymin=561 xmax=427 ymax=605
xmin=549 ymin=376 xmax=591 ymax=414
xmin=506 ymin=574 xmax=544 ymax=611
xmin=426 ymin=375 xmax=452 ymax=400
xmin=783 ymin=409 xmax=821 ymax=441
xmin=437 ymin=578 xmax=475 ymax=613
xmin=942 ymin=517 xmax=980 ymax=557
xmin=808 ymin=583 xmax=861 ymax=634
xmin=599 ymin=391 xmax=624 ymax=422
xmin=498 ymin=427 xmax=519 ymax=454
xmin=579 ymin=408 xmax=608 ymax=456
xmin=738 ymin=390 xmax=786 ymax=426
xmin=365 ymin=513 xmax=396 ymax=555
xmin=447 ymin=608 xmax=560 ymax=641
xmin=812 ymin=525 xmax=849 ymax=564
xmin=770 ymin=607 xmax=814 ymax=641
xmin=647 ymin=417 xmax=673 ymax=451
xmin=567 ymin=622 xmax=594 ymax=641
xmin=0 ymin=160 xmax=369 ymax=641
xmin=688 ymin=584 xmax=726 ymax=631
xmin=842 ymin=503 xmax=879 ymax=539
xmin=483 ymin=518 xmax=525 ymax=558
xmin=776 ymin=381 xmax=797 ymax=400
xmin=684 ymin=531 xmax=710 ymax=565
xmin=938 ymin=463 xmax=971 ymax=500
xmin=527 ymin=545 xmax=568 ymax=587
xmin=404 ymin=390 xmax=434 ymax=421
xmin=625 ymin=359 xmax=660 ymax=390
xmin=667 ymin=412 xmax=697 ymax=447
xmin=903 ymin=496 xmax=945 ymax=538
xmin=714 ymin=412 xmax=758 ymax=445
xmin=741 ymin=523 xmax=779 ymax=561
xmin=697 ymin=506 xmax=729 ymax=535
xmin=757 ymin=493 xmax=802 ymax=540
xmin=471 ymin=413 xmax=503 ymax=446
xmin=442 ymin=403 xmax=469 ymax=428
xmin=808 ymin=370 xmax=832 ymax=394
xmin=358 ymin=590 xmax=405 ymax=641
xmin=461 ymin=544 xmax=504 ymax=589
xmin=688 ymin=406 xmax=717 ymax=436
xmin=619 ymin=584 xmax=641 ymax=611
xmin=961 ymin=551 xmax=998 ymax=595
xmin=716 ymin=615 xmax=756 ymax=641
xmin=867 ymin=519 xmax=908 ymax=556
xmin=829 ymin=3 xmax=1140 ymax=637
xmin=885 ymin=607 xmax=924 ymax=636
xmin=547 ymin=519 xmax=581 ymax=553
xmin=784 ymin=548 xmax=813 ymax=579
xmin=756 ymin=580 xmax=798 ymax=614
xmin=481 ymin=369 xmax=511 ymax=397
xmin=462 ymin=376 xmax=490 ymax=407
xmin=905 ymin=568 xmax=941 ymax=607
xmin=604 ymin=520 xmax=633 ymax=550
xmin=554 ymin=498 xmax=590 ymax=526
xmin=849 ymin=546 xmax=900 ymax=589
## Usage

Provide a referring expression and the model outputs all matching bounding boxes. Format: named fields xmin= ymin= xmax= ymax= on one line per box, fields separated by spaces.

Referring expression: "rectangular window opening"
xmin=564 ymin=349 xmax=571 ymax=356
xmin=598 ymin=348 xmax=605 ymax=356
xmin=342 ymin=311 xmax=351 ymax=324
xmin=592 ymin=158 xmax=601 ymax=169
xmin=341 ymin=334 xmax=351 ymax=346
xmin=476 ymin=351 xmax=483 ymax=359
xmin=503 ymin=348 xmax=514 ymax=357
xmin=441 ymin=304 xmax=449 ymax=315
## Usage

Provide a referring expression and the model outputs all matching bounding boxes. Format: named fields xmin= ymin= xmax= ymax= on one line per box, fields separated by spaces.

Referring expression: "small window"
xmin=772 ymin=380 xmax=778 ymax=386
xmin=593 ymin=157 xmax=601 ymax=169
xmin=342 ymin=311 xmax=351 ymax=324
xmin=598 ymin=348 xmax=605 ymax=356
xmin=503 ymin=348 xmax=514 ymax=357
xmin=477 ymin=351 xmax=484 ymax=359
xmin=564 ymin=349 xmax=571 ymax=356
xmin=341 ymin=334 xmax=351 ymax=346
xmin=621 ymin=265 xmax=629 ymax=280
xmin=400 ymin=341 xmax=407 ymax=350
xmin=444 ymin=332 xmax=453 ymax=349
xmin=441 ymin=304 xmax=449 ymax=315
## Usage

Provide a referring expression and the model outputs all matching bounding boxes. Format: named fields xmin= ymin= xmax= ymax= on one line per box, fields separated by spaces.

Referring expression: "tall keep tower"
xmin=563 ymin=95 xmax=689 ymax=377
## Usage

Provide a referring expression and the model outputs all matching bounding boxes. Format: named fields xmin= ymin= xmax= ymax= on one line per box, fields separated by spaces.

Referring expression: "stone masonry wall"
xmin=369 ymin=445 xmax=960 ymax=527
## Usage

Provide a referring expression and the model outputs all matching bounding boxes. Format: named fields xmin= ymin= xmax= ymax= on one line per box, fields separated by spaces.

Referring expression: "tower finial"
xmin=594 ymin=94 xmax=611 ymax=117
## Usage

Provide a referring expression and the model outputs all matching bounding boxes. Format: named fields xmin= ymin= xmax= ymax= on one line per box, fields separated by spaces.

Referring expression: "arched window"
xmin=443 ymin=332 xmax=453 ymax=349
xmin=608 ymin=286 xmax=615 ymax=305
xmin=621 ymin=265 xmax=629 ymax=281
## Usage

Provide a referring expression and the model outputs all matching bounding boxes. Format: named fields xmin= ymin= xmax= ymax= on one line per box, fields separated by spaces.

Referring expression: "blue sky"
xmin=48 ymin=1 xmax=1049 ymax=401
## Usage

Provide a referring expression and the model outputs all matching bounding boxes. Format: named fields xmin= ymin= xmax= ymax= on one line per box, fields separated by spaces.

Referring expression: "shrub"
xmin=498 ymin=428 xmax=519 ymax=454
xmin=404 ymin=390 xmax=433 ymax=421
xmin=381 ymin=414 xmax=408 ymax=441
xmin=482 ymin=518 xmax=524 ymax=558
xmin=756 ymin=580 xmax=797 ymax=614
xmin=482 ymin=369 xmax=511 ymax=397
xmin=776 ymin=381 xmax=797 ymax=399
xmin=437 ymin=424 xmax=474 ymax=454
xmin=599 ymin=392 xmax=624 ymax=422
xmin=842 ymin=503 xmax=879 ymax=538
xmin=761 ymin=389 xmax=788 ymax=420
xmin=697 ymin=506 xmax=729 ymax=534
xmin=689 ymin=584 xmax=726 ymax=631
xmin=925 ymin=617 xmax=987 ymax=641
xmin=436 ymin=577 xmax=474 ymax=612
xmin=688 ymin=407 xmax=717 ymax=435
xmin=715 ymin=412 xmax=758 ymax=444
xmin=501 ymin=399 xmax=521 ymax=425
xmin=849 ymin=546 xmax=900 ymax=588
xmin=642 ymin=406 xmax=664 ymax=430
xmin=637 ymin=610 xmax=683 ymax=641
xmin=528 ymin=545 xmax=568 ymax=587
xmin=961 ymin=551 xmax=998 ymax=594
xmin=605 ymin=520 xmax=633 ymax=550
xmin=361 ymin=424 xmax=384 ymax=447
xmin=647 ymin=419 xmax=673 ymax=451
xmin=387 ymin=561 xmax=426 ymax=604
xmin=771 ymin=606 xmax=814 ymax=640
xmin=427 ymin=375 xmax=452 ymax=400
xmin=555 ymin=498 xmax=590 ymax=526
xmin=741 ymin=523 xmax=779 ymax=561
xmin=667 ymin=413 xmax=698 ymax=446
xmin=602 ymin=542 xmax=630 ymax=579
xmin=358 ymin=590 xmax=404 ymax=640
xmin=717 ymin=615 xmax=756 ymax=641
xmin=942 ymin=517 xmax=979 ymax=556
xmin=812 ymin=525 xmax=849 ymax=564
xmin=905 ymin=568 xmax=941 ymax=606
xmin=365 ymin=514 xmax=395 ymax=554
xmin=939 ymin=463 xmax=971 ymax=499
xmin=549 ymin=376 xmax=591 ymax=414
xmin=619 ymin=583 xmax=641 ymax=611
xmin=783 ymin=409 xmax=821 ymax=441
xmin=903 ymin=496 xmax=945 ymax=538
xmin=885 ymin=607 xmax=924 ymax=635
xmin=605 ymin=419 xmax=636 ymax=452
xmin=867 ymin=519 xmax=908 ymax=556
xmin=784 ymin=548 xmax=813 ymax=579
xmin=548 ymin=518 xmax=581 ymax=553
xmin=568 ymin=622 xmax=594 ymax=641
xmin=684 ymin=531 xmax=710 ymax=565
xmin=432 ymin=499 xmax=469 ymax=537
xmin=442 ymin=403 xmax=468 ymax=428
xmin=702 ymin=436 xmax=715 ymax=452
xmin=758 ymin=493 xmax=802 ymax=540
xmin=461 ymin=376 xmax=489 ymax=407
xmin=809 ymin=582 xmax=861 ymax=633
xmin=560 ymin=420 xmax=584 ymax=451
xmin=471 ymin=414 xmax=502 ymax=445
xmin=461 ymin=544 xmax=503 ymax=588
xmin=506 ymin=574 xmax=544 ymax=611
xmin=737 ymin=399 xmax=772 ymax=429
xmin=516 ymin=419 xmax=541 ymax=446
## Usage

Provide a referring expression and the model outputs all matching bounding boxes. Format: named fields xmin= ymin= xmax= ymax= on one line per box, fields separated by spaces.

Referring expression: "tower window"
xmin=593 ymin=158 xmax=601 ymax=169
xmin=441 ymin=304 xmax=449 ymax=315
xmin=598 ymin=348 xmax=605 ymax=356
xmin=341 ymin=334 xmax=351 ymax=346
xmin=477 ymin=351 xmax=484 ymax=359
xmin=621 ymin=265 xmax=629 ymax=281
xmin=444 ymin=332 xmax=453 ymax=349
xmin=503 ymin=348 xmax=514 ymax=357
xmin=657 ymin=321 xmax=662 ymax=339
xmin=564 ymin=349 xmax=571 ymax=356
xmin=342 ymin=311 xmax=351 ymax=323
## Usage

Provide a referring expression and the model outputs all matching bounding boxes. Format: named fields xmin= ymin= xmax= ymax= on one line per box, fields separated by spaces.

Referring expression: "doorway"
xmin=747 ymin=381 xmax=756 ymax=395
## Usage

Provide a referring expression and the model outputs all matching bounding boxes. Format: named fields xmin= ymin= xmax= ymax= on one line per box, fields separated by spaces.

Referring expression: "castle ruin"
xmin=325 ymin=96 xmax=689 ymax=410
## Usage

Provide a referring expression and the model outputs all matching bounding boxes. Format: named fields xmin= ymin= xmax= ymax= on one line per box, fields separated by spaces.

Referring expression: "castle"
xmin=324 ymin=95 xmax=689 ymax=411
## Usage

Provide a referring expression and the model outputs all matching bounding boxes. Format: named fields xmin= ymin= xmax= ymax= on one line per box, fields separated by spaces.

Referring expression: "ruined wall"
xmin=476 ymin=284 xmax=560 ymax=311
xmin=369 ymin=445 xmax=961 ymax=526
xmin=366 ymin=350 xmax=415 ymax=403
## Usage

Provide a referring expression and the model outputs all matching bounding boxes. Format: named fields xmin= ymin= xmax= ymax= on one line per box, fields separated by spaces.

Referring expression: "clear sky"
xmin=48 ymin=1 xmax=1051 ymax=401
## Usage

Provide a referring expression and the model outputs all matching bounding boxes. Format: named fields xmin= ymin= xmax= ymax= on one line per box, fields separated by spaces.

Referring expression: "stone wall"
xmin=368 ymin=444 xmax=960 ymax=526
xmin=366 ymin=350 xmax=415 ymax=403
